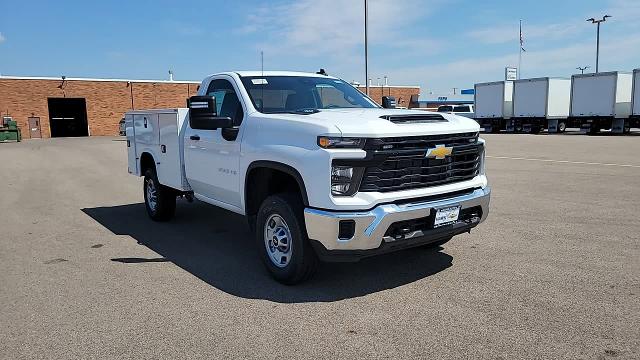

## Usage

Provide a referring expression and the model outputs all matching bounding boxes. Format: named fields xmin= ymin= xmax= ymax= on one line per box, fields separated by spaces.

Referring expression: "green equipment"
xmin=0 ymin=116 xmax=22 ymax=142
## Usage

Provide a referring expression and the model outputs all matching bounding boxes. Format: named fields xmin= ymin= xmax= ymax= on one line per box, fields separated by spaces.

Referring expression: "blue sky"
xmin=1 ymin=0 xmax=639 ymax=94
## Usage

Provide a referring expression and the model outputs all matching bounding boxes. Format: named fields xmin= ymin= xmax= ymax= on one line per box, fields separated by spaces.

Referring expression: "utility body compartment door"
xmin=134 ymin=113 xmax=159 ymax=145
xmin=125 ymin=114 xmax=138 ymax=175
xmin=157 ymin=110 xmax=190 ymax=190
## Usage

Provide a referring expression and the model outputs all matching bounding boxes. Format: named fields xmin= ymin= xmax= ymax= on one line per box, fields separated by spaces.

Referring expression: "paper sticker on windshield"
xmin=252 ymin=78 xmax=268 ymax=85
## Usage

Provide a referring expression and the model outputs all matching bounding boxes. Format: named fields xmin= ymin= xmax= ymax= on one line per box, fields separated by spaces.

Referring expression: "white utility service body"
xmin=474 ymin=81 xmax=513 ymax=132
xmin=570 ymin=71 xmax=633 ymax=133
xmin=632 ymin=69 xmax=640 ymax=125
xmin=126 ymin=109 xmax=190 ymax=191
xmin=512 ymin=77 xmax=571 ymax=133
xmin=126 ymin=71 xmax=490 ymax=283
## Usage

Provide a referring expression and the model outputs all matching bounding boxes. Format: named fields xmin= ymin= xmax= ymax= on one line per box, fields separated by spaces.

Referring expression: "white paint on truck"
xmin=633 ymin=69 xmax=640 ymax=116
xmin=474 ymin=81 xmax=513 ymax=119
xmin=513 ymin=78 xmax=570 ymax=119
xmin=570 ymin=71 xmax=633 ymax=118
xmin=125 ymin=71 xmax=491 ymax=283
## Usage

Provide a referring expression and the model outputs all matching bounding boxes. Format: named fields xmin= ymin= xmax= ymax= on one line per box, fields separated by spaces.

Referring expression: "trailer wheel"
xmin=256 ymin=193 xmax=318 ymax=284
xmin=558 ymin=121 xmax=567 ymax=133
xmin=143 ymin=168 xmax=176 ymax=221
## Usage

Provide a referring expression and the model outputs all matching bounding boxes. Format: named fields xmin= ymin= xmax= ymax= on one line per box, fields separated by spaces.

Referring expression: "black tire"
xmin=421 ymin=237 xmax=453 ymax=249
xmin=558 ymin=121 xmax=567 ymax=133
xmin=143 ymin=168 xmax=176 ymax=221
xmin=256 ymin=193 xmax=318 ymax=285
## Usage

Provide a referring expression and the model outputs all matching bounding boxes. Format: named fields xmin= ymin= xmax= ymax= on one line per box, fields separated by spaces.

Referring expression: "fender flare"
xmin=245 ymin=160 xmax=309 ymax=206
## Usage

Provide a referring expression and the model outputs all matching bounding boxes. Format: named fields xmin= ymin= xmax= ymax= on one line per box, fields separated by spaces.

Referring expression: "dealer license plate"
xmin=433 ymin=206 xmax=460 ymax=228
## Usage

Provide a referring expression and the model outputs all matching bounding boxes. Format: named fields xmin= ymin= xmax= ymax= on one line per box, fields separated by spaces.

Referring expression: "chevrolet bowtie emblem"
xmin=425 ymin=145 xmax=453 ymax=159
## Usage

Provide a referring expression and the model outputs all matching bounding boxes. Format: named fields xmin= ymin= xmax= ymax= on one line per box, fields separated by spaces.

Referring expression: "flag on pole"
xmin=520 ymin=20 xmax=526 ymax=52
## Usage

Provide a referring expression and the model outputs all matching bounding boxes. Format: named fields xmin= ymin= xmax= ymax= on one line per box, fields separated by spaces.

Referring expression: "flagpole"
xmin=518 ymin=19 xmax=522 ymax=79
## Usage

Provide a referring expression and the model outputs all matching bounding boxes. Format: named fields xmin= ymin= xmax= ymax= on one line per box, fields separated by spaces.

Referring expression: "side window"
xmin=206 ymin=79 xmax=244 ymax=126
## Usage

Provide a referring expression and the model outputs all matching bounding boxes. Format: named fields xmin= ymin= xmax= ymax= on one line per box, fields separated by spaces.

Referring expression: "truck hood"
xmin=259 ymin=108 xmax=480 ymax=137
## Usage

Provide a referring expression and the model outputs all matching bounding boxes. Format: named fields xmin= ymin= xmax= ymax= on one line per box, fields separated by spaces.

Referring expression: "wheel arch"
xmin=139 ymin=152 xmax=156 ymax=175
xmin=244 ymin=161 xmax=309 ymax=218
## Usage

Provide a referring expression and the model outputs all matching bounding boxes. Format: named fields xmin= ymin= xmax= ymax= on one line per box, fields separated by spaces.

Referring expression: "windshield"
xmin=437 ymin=105 xmax=453 ymax=112
xmin=240 ymin=76 xmax=378 ymax=114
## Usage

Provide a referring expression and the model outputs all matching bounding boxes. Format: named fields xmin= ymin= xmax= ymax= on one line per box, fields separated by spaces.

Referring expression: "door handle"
xmin=190 ymin=135 xmax=200 ymax=141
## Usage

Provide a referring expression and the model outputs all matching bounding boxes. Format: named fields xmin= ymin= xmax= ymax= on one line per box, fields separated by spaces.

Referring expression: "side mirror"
xmin=187 ymin=95 xmax=234 ymax=130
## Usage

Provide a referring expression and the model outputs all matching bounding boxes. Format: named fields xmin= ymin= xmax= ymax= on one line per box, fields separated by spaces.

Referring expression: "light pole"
xmin=586 ymin=15 xmax=611 ymax=73
xmin=576 ymin=66 xmax=590 ymax=74
xmin=364 ymin=0 xmax=369 ymax=96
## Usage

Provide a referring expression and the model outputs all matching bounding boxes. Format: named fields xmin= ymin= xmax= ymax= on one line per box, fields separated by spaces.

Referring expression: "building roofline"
xmin=0 ymin=74 xmax=419 ymax=88
xmin=354 ymin=85 xmax=420 ymax=89
xmin=0 ymin=75 xmax=201 ymax=84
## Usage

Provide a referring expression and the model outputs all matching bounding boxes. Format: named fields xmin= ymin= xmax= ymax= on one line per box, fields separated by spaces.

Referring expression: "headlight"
xmin=331 ymin=166 xmax=364 ymax=196
xmin=318 ymin=136 xmax=364 ymax=149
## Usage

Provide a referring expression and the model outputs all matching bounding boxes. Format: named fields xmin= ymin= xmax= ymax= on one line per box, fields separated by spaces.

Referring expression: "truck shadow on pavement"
xmin=82 ymin=200 xmax=453 ymax=303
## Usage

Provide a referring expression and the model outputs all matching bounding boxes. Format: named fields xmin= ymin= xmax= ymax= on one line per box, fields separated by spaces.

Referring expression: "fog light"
xmin=338 ymin=220 xmax=356 ymax=240
xmin=331 ymin=166 xmax=353 ymax=196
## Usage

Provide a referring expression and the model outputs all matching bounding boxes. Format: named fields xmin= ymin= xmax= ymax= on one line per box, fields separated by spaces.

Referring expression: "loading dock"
xmin=47 ymin=98 xmax=89 ymax=137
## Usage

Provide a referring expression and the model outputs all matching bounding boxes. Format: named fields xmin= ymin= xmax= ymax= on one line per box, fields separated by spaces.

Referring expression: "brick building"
xmin=355 ymin=85 xmax=420 ymax=109
xmin=0 ymin=76 xmax=199 ymax=138
xmin=0 ymin=76 xmax=420 ymax=139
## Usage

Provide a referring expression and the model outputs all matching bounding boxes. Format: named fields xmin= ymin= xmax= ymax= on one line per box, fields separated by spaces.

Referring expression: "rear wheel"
xmin=256 ymin=193 xmax=318 ymax=284
xmin=558 ymin=121 xmax=567 ymax=133
xmin=143 ymin=168 xmax=176 ymax=221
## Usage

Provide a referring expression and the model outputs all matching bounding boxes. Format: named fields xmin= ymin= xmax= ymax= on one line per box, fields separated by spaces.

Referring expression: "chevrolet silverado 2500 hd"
xmin=126 ymin=71 xmax=490 ymax=284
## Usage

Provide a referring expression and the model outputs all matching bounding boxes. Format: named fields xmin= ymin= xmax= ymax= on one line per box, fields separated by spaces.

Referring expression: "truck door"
xmin=184 ymin=77 xmax=245 ymax=209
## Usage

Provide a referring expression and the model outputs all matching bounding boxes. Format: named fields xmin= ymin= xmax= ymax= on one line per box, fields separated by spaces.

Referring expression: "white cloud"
xmin=237 ymin=0 xmax=640 ymax=93
xmin=468 ymin=0 xmax=640 ymax=46
xmin=241 ymin=0 xmax=440 ymax=59
xmin=0 ymin=32 xmax=5 ymax=43
xmin=384 ymin=33 xmax=640 ymax=92
xmin=468 ymin=21 xmax=582 ymax=45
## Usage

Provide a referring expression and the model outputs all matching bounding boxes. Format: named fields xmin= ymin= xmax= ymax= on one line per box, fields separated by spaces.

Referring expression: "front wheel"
xmin=143 ymin=168 xmax=176 ymax=221
xmin=256 ymin=193 xmax=318 ymax=284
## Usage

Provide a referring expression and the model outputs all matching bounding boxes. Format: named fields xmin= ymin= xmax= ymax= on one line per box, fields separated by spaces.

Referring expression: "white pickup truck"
xmin=126 ymin=71 xmax=490 ymax=284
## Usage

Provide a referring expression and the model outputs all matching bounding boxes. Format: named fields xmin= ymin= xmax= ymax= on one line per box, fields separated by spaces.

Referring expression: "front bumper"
xmin=304 ymin=187 xmax=490 ymax=261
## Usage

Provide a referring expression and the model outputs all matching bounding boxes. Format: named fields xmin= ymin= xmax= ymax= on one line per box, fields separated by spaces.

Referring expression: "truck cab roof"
xmin=206 ymin=71 xmax=339 ymax=80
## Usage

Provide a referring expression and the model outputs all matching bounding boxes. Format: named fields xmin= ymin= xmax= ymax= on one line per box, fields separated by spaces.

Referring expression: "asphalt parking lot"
xmin=1 ymin=133 xmax=639 ymax=359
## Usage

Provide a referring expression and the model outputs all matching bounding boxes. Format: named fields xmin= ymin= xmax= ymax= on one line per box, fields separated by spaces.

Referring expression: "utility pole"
xmin=364 ymin=0 xmax=369 ymax=96
xmin=576 ymin=66 xmax=590 ymax=74
xmin=518 ymin=19 xmax=523 ymax=80
xmin=587 ymin=15 xmax=611 ymax=73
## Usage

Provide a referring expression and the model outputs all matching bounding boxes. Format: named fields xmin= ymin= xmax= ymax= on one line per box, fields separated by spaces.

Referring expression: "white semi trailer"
xmin=474 ymin=81 xmax=513 ymax=133
xmin=570 ymin=71 xmax=633 ymax=134
xmin=631 ymin=69 xmax=640 ymax=128
xmin=512 ymin=77 xmax=571 ymax=134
